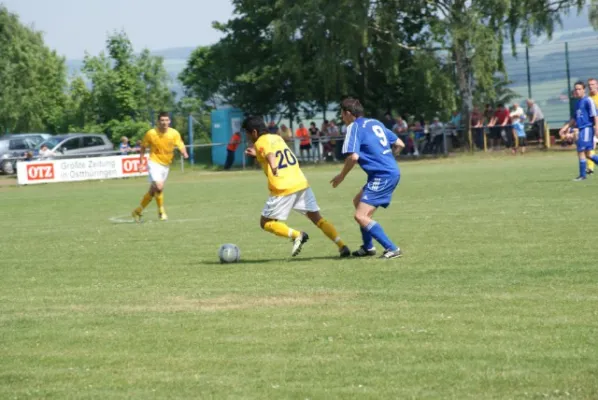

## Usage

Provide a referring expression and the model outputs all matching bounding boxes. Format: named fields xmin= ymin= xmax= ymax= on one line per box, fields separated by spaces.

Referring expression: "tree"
xmin=427 ymin=0 xmax=585 ymax=148
xmin=0 ymin=6 xmax=67 ymax=133
xmin=82 ymin=31 xmax=174 ymax=126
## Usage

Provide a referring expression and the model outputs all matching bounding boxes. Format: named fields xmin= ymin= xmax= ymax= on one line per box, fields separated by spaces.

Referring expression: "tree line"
xmin=0 ymin=0 xmax=591 ymax=143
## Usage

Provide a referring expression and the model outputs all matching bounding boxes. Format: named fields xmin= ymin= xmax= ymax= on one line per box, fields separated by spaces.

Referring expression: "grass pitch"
xmin=1 ymin=152 xmax=597 ymax=399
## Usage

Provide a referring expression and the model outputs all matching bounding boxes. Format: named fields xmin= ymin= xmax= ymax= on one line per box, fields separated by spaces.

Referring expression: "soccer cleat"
xmin=339 ymin=245 xmax=351 ymax=258
xmin=573 ymin=176 xmax=587 ymax=182
xmin=352 ymin=246 xmax=377 ymax=257
xmin=159 ymin=212 xmax=168 ymax=221
xmin=379 ymin=248 xmax=403 ymax=259
xmin=131 ymin=209 xmax=142 ymax=223
xmin=291 ymin=232 xmax=309 ymax=257
xmin=587 ymin=169 xmax=594 ymax=175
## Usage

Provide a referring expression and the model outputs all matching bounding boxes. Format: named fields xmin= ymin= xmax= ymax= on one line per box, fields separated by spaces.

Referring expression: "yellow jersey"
xmin=255 ymin=134 xmax=309 ymax=196
xmin=591 ymin=93 xmax=598 ymax=107
xmin=142 ymin=128 xmax=185 ymax=166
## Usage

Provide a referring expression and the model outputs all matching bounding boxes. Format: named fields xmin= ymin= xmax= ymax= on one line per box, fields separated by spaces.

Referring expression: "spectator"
xmin=382 ymin=112 xmax=395 ymax=130
xmin=512 ymin=118 xmax=527 ymax=155
xmin=446 ymin=111 xmax=462 ymax=148
xmin=309 ymin=121 xmax=321 ymax=161
xmin=471 ymin=106 xmax=484 ymax=149
xmin=429 ymin=117 xmax=444 ymax=154
xmin=510 ymin=102 xmax=525 ymax=122
xmin=267 ymin=120 xmax=279 ymax=134
xmin=488 ymin=103 xmax=510 ymax=150
xmin=132 ymin=140 xmax=142 ymax=152
xmin=38 ymin=144 xmax=55 ymax=159
xmin=526 ymin=99 xmax=545 ymax=146
xmin=119 ymin=136 xmax=131 ymax=155
xmin=412 ymin=121 xmax=425 ymax=156
xmin=295 ymin=123 xmax=311 ymax=161
xmin=393 ymin=116 xmax=409 ymax=155
xmin=279 ymin=124 xmax=292 ymax=141
xmin=324 ymin=120 xmax=339 ymax=161
xmin=224 ymin=131 xmax=242 ymax=170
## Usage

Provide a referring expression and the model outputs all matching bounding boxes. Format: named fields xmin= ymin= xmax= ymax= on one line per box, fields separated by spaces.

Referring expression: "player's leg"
xmin=260 ymin=195 xmax=306 ymax=256
xmin=154 ymin=180 xmax=167 ymax=220
xmin=354 ymin=201 xmax=401 ymax=259
xmin=351 ymin=188 xmax=376 ymax=257
xmin=296 ymin=188 xmax=350 ymax=257
xmin=132 ymin=182 xmax=155 ymax=222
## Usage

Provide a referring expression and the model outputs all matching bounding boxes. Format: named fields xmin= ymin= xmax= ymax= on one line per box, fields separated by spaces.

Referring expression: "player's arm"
xmin=176 ymin=134 xmax=189 ymax=159
xmin=139 ymin=133 xmax=149 ymax=167
xmin=392 ymin=138 xmax=405 ymax=155
xmin=331 ymin=153 xmax=358 ymax=188
xmin=559 ymin=118 xmax=575 ymax=137
xmin=331 ymin=124 xmax=359 ymax=188
xmin=265 ymin=152 xmax=278 ymax=176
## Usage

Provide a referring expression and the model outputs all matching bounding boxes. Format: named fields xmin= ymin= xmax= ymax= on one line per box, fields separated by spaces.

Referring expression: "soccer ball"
xmin=218 ymin=243 xmax=241 ymax=263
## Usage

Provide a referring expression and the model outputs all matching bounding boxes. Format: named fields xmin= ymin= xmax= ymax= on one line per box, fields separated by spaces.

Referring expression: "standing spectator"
xmin=295 ymin=123 xmax=311 ymax=161
xmin=38 ymin=144 xmax=55 ymax=159
xmin=382 ymin=112 xmax=395 ymax=130
xmin=324 ymin=120 xmax=339 ymax=161
xmin=526 ymin=99 xmax=545 ymax=147
xmin=119 ymin=136 xmax=131 ymax=155
xmin=224 ymin=131 xmax=242 ymax=170
xmin=488 ymin=103 xmax=510 ymax=150
xmin=471 ymin=106 xmax=484 ymax=149
xmin=267 ymin=120 xmax=279 ymax=134
xmin=429 ymin=117 xmax=444 ymax=154
xmin=279 ymin=124 xmax=292 ymax=142
xmin=510 ymin=102 xmax=525 ymax=122
xmin=308 ymin=122 xmax=321 ymax=161
xmin=132 ymin=140 xmax=142 ymax=152
xmin=512 ymin=118 xmax=527 ymax=155
xmin=447 ymin=110 xmax=462 ymax=148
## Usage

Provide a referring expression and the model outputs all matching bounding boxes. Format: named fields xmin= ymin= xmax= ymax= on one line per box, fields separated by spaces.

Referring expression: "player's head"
xmin=588 ymin=78 xmax=598 ymax=95
xmin=242 ymin=115 xmax=268 ymax=143
xmin=574 ymin=81 xmax=586 ymax=98
xmin=157 ymin=111 xmax=171 ymax=130
xmin=340 ymin=97 xmax=364 ymax=125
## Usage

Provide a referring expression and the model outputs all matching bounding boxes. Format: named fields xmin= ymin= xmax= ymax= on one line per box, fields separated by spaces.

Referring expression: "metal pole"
xmin=525 ymin=46 xmax=532 ymax=99
xmin=188 ymin=114 xmax=194 ymax=165
xmin=443 ymin=127 xmax=447 ymax=156
xmin=565 ymin=42 xmax=573 ymax=116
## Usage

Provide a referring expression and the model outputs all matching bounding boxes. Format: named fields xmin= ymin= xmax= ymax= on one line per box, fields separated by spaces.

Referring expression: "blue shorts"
xmin=361 ymin=175 xmax=400 ymax=208
xmin=577 ymin=140 xmax=594 ymax=153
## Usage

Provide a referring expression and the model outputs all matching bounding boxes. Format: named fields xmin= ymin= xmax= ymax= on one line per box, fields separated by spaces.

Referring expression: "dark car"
xmin=0 ymin=136 xmax=39 ymax=174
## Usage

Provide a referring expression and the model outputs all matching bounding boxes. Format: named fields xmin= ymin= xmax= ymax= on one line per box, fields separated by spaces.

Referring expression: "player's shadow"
xmin=200 ymin=255 xmax=344 ymax=265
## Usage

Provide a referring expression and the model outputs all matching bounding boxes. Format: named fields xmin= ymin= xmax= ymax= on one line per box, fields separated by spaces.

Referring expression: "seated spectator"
xmin=132 ymin=140 xmax=142 ymax=152
xmin=429 ymin=117 xmax=444 ymax=154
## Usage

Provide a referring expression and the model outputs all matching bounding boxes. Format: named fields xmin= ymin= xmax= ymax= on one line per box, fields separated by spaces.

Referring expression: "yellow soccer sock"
xmin=316 ymin=219 xmax=346 ymax=249
xmin=264 ymin=221 xmax=300 ymax=239
xmin=137 ymin=192 xmax=153 ymax=213
xmin=155 ymin=192 xmax=164 ymax=209
xmin=588 ymin=151 xmax=595 ymax=171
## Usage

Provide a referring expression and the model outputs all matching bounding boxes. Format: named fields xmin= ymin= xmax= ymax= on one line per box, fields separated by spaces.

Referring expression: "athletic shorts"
xmin=577 ymin=140 xmax=594 ymax=153
xmin=300 ymin=144 xmax=312 ymax=150
xmin=147 ymin=160 xmax=170 ymax=183
xmin=361 ymin=175 xmax=400 ymax=208
xmin=261 ymin=187 xmax=320 ymax=220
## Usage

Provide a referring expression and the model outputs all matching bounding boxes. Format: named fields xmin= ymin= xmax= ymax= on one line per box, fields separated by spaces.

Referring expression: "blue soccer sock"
xmin=590 ymin=154 xmax=598 ymax=165
xmin=365 ymin=221 xmax=398 ymax=251
xmin=360 ymin=227 xmax=374 ymax=250
xmin=580 ymin=159 xmax=587 ymax=178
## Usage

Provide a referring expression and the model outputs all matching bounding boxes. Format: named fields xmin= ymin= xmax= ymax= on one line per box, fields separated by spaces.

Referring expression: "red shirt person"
xmin=224 ymin=132 xmax=242 ymax=170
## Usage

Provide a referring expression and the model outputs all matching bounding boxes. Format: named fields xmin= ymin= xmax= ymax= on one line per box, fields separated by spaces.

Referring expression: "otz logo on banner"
xmin=26 ymin=163 xmax=55 ymax=180
xmin=121 ymin=157 xmax=143 ymax=174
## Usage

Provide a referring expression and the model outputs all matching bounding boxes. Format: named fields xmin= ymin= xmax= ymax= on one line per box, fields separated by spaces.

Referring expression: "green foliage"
xmin=102 ymin=118 xmax=152 ymax=146
xmin=0 ymin=6 xmax=67 ymax=133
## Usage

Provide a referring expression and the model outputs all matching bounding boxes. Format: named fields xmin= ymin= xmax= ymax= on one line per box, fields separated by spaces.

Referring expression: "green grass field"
xmin=1 ymin=152 xmax=597 ymax=399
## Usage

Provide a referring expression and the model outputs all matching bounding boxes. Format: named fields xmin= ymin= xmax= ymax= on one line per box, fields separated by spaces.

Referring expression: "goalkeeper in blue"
xmin=330 ymin=98 xmax=405 ymax=259
xmin=559 ymin=80 xmax=598 ymax=181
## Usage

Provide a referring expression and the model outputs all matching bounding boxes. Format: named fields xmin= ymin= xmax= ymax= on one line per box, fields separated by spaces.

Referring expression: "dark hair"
xmin=158 ymin=111 xmax=170 ymax=119
xmin=310 ymin=121 xmax=316 ymax=127
xmin=575 ymin=80 xmax=586 ymax=89
xmin=497 ymin=103 xmax=504 ymax=108
xmin=341 ymin=97 xmax=364 ymax=117
xmin=242 ymin=115 xmax=267 ymax=135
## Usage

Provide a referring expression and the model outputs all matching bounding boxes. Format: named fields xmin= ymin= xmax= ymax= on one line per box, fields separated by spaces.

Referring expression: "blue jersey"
xmin=574 ymin=97 xmax=597 ymax=130
xmin=343 ymin=117 xmax=400 ymax=179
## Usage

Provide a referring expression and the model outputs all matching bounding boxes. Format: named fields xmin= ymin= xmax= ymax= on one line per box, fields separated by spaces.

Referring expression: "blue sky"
xmin=1 ymin=0 xmax=235 ymax=59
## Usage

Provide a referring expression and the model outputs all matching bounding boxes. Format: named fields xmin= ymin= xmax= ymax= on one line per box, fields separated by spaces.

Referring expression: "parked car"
xmin=35 ymin=133 xmax=114 ymax=158
xmin=4 ymin=133 xmax=51 ymax=146
xmin=0 ymin=136 xmax=39 ymax=174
